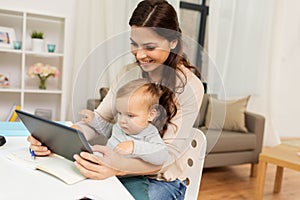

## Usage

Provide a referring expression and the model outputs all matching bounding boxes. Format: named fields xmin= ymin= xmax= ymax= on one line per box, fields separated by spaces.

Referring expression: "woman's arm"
xmin=74 ymin=145 xmax=162 ymax=180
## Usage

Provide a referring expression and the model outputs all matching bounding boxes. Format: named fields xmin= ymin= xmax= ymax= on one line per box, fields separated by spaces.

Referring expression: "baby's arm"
xmin=79 ymin=109 xmax=112 ymax=138
xmin=79 ymin=109 xmax=95 ymax=124
xmin=131 ymin=125 xmax=168 ymax=166
xmin=114 ymin=138 xmax=167 ymax=166
xmin=132 ymin=139 xmax=168 ymax=166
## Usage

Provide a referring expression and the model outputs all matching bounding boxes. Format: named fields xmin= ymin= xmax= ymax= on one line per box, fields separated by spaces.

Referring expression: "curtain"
xmin=208 ymin=0 xmax=300 ymax=146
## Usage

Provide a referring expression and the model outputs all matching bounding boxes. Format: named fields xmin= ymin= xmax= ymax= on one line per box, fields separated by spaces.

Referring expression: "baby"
xmin=80 ymin=79 xmax=170 ymax=165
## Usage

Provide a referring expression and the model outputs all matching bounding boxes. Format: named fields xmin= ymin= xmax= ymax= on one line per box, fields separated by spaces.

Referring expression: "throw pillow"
xmin=205 ymin=95 xmax=250 ymax=132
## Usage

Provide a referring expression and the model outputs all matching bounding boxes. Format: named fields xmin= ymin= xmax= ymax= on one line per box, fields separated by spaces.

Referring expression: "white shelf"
xmin=25 ymin=50 xmax=64 ymax=57
xmin=0 ymin=88 xmax=22 ymax=93
xmin=0 ymin=9 xmax=66 ymax=121
xmin=0 ymin=48 xmax=63 ymax=57
xmin=24 ymin=89 xmax=62 ymax=94
xmin=0 ymin=48 xmax=22 ymax=54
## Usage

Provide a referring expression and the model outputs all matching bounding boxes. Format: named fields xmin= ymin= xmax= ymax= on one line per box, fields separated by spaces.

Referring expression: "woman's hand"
xmin=73 ymin=145 xmax=124 ymax=180
xmin=74 ymin=145 xmax=162 ymax=179
xmin=114 ymin=141 xmax=134 ymax=155
xmin=27 ymin=135 xmax=51 ymax=156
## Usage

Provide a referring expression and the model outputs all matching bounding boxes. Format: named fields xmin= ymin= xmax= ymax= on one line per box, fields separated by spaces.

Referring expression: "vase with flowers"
xmin=27 ymin=62 xmax=60 ymax=90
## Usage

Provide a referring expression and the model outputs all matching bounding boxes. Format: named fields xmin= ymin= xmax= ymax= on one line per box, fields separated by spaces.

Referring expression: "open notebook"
xmin=6 ymin=147 xmax=86 ymax=184
xmin=6 ymin=110 xmax=95 ymax=184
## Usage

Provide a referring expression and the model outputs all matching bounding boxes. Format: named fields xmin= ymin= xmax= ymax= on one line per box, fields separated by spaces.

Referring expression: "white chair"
xmin=184 ymin=128 xmax=207 ymax=200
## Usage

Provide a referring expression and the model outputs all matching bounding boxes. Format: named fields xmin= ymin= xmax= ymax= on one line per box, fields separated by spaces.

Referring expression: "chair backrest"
xmin=184 ymin=128 xmax=207 ymax=200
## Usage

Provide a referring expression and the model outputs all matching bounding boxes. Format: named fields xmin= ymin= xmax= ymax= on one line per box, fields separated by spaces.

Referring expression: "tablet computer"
xmin=16 ymin=110 xmax=92 ymax=161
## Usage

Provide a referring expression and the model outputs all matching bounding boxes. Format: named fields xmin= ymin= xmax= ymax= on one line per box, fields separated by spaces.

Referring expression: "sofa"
xmin=194 ymin=94 xmax=265 ymax=176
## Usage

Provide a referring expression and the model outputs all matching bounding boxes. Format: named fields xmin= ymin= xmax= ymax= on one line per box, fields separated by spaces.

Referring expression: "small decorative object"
xmin=27 ymin=62 xmax=60 ymax=90
xmin=31 ymin=31 xmax=44 ymax=52
xmin=47 ymin=44 xmax=56 ymax=53
xmin=0 ymin=26 xmax=16 ymax=49
xmin=35 ymin=108 xmax=52 ymax=120
xmin=99 ymin=87 xmax=109 ymax=101
xmin=0 ymin=73 xmax=10 ymax=87
xmin=13 ymin=41 xmax=22 ymax=50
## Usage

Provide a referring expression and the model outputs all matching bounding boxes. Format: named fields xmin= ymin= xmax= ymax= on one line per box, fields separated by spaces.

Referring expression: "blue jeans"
xmin=118 ymin=176 xmax=150 ymax=200
xmin=148 ymin=179 xmax=186 ymax=200
xmin=119 ymin=176 xmax=186 ymax=200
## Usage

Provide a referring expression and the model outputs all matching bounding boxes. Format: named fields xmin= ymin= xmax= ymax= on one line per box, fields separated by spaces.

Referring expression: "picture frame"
xmin=0 ymin=73 xmax=10 ymax=87
xmin=0 ymin=26 xmax=16 ymax=49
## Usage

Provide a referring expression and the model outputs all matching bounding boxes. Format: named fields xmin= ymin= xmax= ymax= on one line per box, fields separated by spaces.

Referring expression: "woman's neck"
xmin=148 ymin=65 xmax=164 ymax=83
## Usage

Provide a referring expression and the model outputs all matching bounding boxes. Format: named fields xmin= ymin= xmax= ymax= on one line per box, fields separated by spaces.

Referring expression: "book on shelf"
xmin=6 ymin=104 xmax=21 ymax=122
xmin=6 ymin=148 xmax=86 ymax=185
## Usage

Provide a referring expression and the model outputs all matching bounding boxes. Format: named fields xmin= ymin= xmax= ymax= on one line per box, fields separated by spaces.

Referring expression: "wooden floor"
xmin=198 ymin=164 xmax=300 ymax=200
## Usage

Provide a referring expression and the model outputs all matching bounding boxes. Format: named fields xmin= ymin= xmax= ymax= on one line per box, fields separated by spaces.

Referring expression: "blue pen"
xmin=29 ymin=148 xmax=36 ymax=160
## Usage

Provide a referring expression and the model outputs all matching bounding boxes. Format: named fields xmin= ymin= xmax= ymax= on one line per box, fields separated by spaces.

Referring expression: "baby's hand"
xmin=79 ymin=109 xmax=94 ymax=124
xmin=70 ymin=124 xmax=83 ymax=131
xmin=114 ymin=141 xmax=134 ymax=155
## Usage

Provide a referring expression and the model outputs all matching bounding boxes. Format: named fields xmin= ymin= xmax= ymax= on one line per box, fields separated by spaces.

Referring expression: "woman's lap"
xmin=148 ymin=178 xmax=186 ymax=200
xmin=119 ymin=176 xmax=186 ymax=200
xmin=118 ymin=176 xmax=150 ymax=200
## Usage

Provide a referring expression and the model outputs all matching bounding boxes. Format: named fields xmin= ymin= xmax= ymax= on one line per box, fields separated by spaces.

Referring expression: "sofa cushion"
xmin=200 ymin=127 xmax=256 ymax=153
xmin=194 ymin=94 xmax=208 ymax=127
xmin=205 ymin=95 xmax=250 ymax=132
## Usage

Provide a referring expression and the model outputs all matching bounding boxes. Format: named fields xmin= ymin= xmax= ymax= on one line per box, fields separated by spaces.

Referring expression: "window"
xmin=179 ymin=0 xmax=209 ymax=72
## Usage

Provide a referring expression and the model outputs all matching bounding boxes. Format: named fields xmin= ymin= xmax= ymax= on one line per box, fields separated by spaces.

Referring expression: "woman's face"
xmin=130 ymin=26 xmax=174 ymax=76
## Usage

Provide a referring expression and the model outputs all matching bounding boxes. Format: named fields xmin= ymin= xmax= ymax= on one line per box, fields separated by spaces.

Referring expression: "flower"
xmin=27 ymin=62 xmax=60 ymax=78
xmin=27 ymin=62 xmax=60 ymax=89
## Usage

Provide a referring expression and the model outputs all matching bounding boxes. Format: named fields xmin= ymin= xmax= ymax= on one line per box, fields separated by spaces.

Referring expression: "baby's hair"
xmin=116 ymin=79 xmax=177 ymax=137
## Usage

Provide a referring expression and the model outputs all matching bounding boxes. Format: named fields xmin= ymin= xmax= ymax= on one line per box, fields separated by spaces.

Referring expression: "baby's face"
xmin=116 ymin=95 xmax=151 ymax=135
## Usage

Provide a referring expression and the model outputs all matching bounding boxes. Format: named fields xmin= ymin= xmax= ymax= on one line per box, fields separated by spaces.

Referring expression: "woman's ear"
xmin=170 ymin=39 xmax=178 ymax=49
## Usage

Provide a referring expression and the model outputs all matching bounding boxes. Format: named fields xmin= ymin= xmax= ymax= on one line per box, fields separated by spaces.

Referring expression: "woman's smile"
xmin=138 ymin=58 xmax=154 ymax=67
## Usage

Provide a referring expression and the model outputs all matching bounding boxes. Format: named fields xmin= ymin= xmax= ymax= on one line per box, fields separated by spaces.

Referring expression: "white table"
xmin=0 ymin=136 xmax=134 ymax=200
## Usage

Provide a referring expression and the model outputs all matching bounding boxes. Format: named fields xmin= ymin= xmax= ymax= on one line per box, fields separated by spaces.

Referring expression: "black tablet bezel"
xmin=16 ymin=110 xmax=92 ymax=161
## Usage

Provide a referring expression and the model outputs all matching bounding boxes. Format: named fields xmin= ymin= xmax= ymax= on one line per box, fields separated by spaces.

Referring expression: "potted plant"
xmin=31 ymin=31 xmax=45 ymax=52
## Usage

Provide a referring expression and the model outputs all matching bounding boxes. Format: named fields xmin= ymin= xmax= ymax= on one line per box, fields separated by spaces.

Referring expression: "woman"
xmin=28 ymin=0 xmax=204 ymax=199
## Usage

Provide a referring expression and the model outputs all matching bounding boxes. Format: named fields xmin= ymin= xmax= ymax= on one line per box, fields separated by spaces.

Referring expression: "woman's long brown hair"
xmin=129 ymin=0 xmax=200 ymax=136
